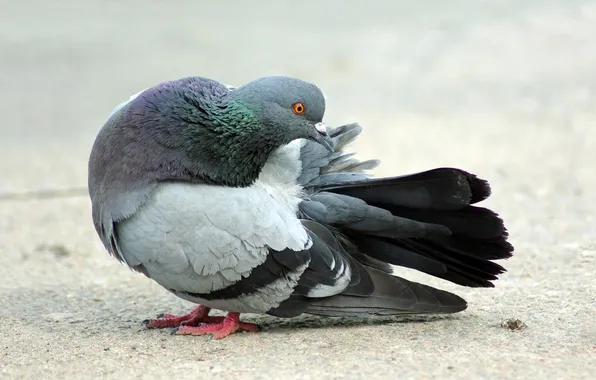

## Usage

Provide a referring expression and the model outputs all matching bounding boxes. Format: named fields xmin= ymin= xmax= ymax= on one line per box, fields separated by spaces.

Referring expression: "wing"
xmin=113 ymin=182 xmax=311 ymax=297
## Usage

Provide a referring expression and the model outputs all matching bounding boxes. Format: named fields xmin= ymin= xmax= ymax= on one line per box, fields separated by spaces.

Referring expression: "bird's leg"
xmin=175 ymin=312 xmax=259 ymax=339
xmin=143 ymin=305 xmax=224 ymax=328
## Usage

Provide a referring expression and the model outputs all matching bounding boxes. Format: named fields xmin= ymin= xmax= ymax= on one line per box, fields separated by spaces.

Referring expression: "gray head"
xmin=229 ymin=76 xmax=327 ymax=141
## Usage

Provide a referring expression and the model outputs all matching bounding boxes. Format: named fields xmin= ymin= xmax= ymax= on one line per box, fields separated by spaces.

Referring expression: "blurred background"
xmin=1 ymin=1 xmax=594 ymax=378
xmin=1 ymin=0 xmax=594 ymax=192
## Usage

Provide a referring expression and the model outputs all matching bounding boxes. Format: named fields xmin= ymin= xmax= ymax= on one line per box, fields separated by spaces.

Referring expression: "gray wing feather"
xmin=300 ymin=192 xmax=450 ymax=238
xmin=296 ymin=142 xmax=332 ymax=185
xmin=297 ymin=123 xmax=379 ymax=187
xmin=329 ymin=123 xmax=363 ymax=151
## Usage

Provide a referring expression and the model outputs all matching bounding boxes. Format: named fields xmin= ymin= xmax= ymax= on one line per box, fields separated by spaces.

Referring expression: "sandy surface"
xmin=1 ymin=1 xmax=595 ymax=379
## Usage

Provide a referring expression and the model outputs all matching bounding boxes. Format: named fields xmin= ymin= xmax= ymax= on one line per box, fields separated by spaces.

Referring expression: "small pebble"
xmin=501 ymin=318 xmax=527 ymax=331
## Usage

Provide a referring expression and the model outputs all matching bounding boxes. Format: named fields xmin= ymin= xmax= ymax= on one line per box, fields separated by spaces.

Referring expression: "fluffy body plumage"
xmin=88 ymin=75 xmax=514 ymax=338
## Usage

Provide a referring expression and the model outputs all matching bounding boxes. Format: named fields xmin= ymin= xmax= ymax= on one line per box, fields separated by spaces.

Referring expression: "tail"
xmin=331 ymin=168 xmax=512 ymax=287
xmin=301 ymin=167 xmax=513 ymax=289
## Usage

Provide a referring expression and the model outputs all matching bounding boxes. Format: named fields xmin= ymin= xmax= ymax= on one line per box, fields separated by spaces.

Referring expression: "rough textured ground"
xmin=1 ymin=1 xmax=595 ymax=379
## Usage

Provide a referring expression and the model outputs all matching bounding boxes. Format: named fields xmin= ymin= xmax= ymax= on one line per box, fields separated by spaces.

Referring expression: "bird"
xmin=88 ymin=75 xmax=514 ymax=339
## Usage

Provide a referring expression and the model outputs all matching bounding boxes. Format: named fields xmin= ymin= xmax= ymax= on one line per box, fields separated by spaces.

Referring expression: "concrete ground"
xmin=1 ymin=1 xmax=594 ymax=379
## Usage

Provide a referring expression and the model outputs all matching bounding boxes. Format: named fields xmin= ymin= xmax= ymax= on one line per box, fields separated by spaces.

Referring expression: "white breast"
xmin=116 ymin=140 xmax=311 ymax=298
xmin=254 ymin=139 xmax=305 ymax=213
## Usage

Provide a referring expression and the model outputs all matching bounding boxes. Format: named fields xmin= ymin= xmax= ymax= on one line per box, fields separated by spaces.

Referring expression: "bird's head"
xmin=225 ymin=76 xmax=332 ymax=151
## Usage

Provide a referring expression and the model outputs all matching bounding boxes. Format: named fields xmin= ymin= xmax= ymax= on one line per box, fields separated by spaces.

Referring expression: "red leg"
xmin=144 ymin=305 xmax=224 ymax=328
xmin=175 ymin=312 xmax=259 ymax=339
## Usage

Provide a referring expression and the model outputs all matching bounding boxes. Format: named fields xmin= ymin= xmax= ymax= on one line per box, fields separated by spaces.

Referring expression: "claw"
xmin=174 ymin=312 xmax=259 ymax=339
xmin=144 ymin=307 xmax=259 ymax=339
xmin=144 ymin=305 xmax=211 ymax=329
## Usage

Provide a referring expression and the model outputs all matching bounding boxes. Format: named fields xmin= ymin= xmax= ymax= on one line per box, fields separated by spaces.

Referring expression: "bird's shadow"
xmin=250 ymin=313 xmax=462 ymax=333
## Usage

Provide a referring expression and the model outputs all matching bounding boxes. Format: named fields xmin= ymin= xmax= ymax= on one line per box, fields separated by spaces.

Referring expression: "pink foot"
xmin=175 ymin=312 xmax=259 ymax=339
xmin=144 ymin=305 xmax=223 ymax=328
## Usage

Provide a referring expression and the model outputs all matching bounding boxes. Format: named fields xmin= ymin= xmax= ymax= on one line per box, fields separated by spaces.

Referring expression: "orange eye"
xmin=292 ymin=102 xmax=306 ymax=115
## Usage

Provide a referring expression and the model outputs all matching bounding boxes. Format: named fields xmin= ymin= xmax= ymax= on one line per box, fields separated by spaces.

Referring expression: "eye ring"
xmin=292 ymin=102 xmax=306 ymax=115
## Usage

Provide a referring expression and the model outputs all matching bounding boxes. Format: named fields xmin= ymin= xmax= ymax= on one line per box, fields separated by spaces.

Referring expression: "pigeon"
xmin=88 ymin=76 xmax=513 ymax=339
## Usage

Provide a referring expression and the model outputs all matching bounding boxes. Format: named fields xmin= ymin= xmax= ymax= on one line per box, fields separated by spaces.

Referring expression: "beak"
xmin=313 ymin=122 xmax=334 ymax=153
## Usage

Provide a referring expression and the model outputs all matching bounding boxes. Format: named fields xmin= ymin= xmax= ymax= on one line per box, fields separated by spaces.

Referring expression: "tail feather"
xmin=304 ymin=167 xmax=513 ymax=289
xmin=345 ymin=235 xmax=448 ymax=274
xmin=322 ymin=168 xmax=491 ymax=210
xmin=383 ymin=205 xmax=506 ymax=240
xmin=305 ymin=267 xmax=467 ymax=317
xmin=394 ymin=238 xmax=507 ymax=287
xmin=433 ymin=235 xmax=513 ymax=261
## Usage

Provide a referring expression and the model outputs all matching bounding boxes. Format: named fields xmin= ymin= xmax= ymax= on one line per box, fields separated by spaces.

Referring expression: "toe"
xmin=212 ymin=327 xmax=238 ymax=340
